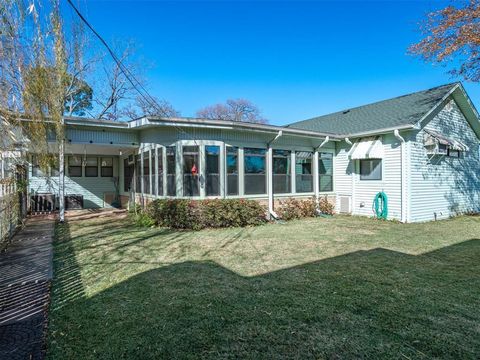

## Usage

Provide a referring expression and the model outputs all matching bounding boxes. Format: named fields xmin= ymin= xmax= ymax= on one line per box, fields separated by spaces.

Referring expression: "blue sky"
xmin=78 ymin=0 xmax=478 ymax=125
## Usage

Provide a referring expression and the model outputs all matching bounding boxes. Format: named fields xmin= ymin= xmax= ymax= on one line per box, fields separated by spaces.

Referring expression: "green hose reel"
xmin=374 ymin=191 xmax=388 ymax=220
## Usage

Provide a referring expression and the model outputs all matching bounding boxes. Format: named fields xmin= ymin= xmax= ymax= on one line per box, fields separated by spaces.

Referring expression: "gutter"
xmin=345 ymin=124 xmax=416 ymax=139
xmin=145 ymin=117 xmax=340 ymax=140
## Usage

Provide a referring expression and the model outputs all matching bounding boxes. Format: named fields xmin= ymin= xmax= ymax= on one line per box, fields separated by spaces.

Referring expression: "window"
xmin=360 ymin=159 xmax=382 ymax=180
xmin=447 ymin=149 xmax=461 ymax=158
xmin=226 ymin=146 xmax=238 ymax=196
xmin=151 ymin=150 xmax=156 ymax=196
xmin=124 ymin=158 xmax=134 ymax=192
xmin=183 ymin=146 xmax=200 ymax=196
xmin=273 ymin=150 xmax=291 ymax=193
xmin=166 ymin=146 xmax=176 ymax=196
xmin=206 ymin=146 xmax=220 ymax=196
xmin=32 ymin=155 xmax=43 ymax=177
xmin=157 ymin=147 xmax=164 ymax=196
xmin=295 ymin=151 xmax=313 ymax=193
xmin=319 ymin=152 xmax=333 ymax=192
xmin=244 ymin=148 xmax=266 ymax=195
xmin=101 ymin=157 xmax=113 ymax=177
xmin=50 ymin=157 xmax=60 ymax=177
xmin=68 ymin=156 xmax=82 ymax=177
xmin=143 ymin=151 xmax=150 ymax=194
xmin=85 ymin=157 xmax=98 ymax=177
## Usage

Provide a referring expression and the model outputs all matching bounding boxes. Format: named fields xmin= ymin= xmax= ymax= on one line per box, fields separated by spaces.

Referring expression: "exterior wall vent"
xmin=339 ymin=196 xmax=351 ymax=214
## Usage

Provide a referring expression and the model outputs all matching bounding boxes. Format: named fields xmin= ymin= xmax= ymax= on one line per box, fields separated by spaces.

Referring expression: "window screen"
xmin=319 ymin=152 xmax=333 ymax=192
xmin=206 ymin=146 xmax=220 ymax=196
xmin=273 ymin=150 xmax=291 ymax=194
xmin=183 ymin=146 xmax=200 ymax=196
xmin=244 ymin=148 xmax=266 ymax=195
xmin=166 ymin=146 xmax=176 ymax=196
xmin=226 ymin=146 xmax=238 ymax=196
xmin=295 ymin=151 xmax=313 ymax=193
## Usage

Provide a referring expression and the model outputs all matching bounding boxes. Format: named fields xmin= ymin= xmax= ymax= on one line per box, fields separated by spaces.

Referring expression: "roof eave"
xmin=140 ymin=116 xmax=341 ymax=140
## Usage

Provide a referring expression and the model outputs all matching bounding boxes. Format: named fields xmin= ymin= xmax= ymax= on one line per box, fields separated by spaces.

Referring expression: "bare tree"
xmin=409 ymin=0 xmax=480 ymax=81
xmin=122 ymin=95 xmax=180 ymax=120
xmin=196 ymin=98 xmax=268 ymax=124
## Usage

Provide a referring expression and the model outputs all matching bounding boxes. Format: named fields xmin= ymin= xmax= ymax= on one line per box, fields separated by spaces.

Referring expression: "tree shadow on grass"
xmin=48 ymin=225 xmax=480 ymax=359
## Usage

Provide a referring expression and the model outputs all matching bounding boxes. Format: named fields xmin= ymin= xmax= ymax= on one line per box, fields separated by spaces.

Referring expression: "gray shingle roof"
xmin=287 ymin=83 xmax=459 ymax=136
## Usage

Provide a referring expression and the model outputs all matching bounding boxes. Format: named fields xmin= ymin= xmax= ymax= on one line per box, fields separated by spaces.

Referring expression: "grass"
xmin=47 ymin=213 xmax=480 ymax=359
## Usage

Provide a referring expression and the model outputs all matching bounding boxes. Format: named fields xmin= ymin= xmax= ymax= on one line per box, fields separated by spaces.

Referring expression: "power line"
xmin=65 ymin=0 xmax=199 ymax=145
xmin=64 ymin=0 xmax=220 ymax=195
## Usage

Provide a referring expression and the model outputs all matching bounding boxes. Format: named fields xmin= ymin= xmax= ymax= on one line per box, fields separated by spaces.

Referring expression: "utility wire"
xmin=65 ymin=0 xmax=199 ymax=145
xmin=65 ymin=0 xmax=220 ymax=195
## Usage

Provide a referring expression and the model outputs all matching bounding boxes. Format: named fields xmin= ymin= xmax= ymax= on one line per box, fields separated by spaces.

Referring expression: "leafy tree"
xmin=410 ymin=0 xmax=480 ymax=81
xmin=197 ymin=98 xmax=268 ymax=124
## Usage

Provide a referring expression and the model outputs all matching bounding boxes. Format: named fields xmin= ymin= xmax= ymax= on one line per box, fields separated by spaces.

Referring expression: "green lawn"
xmin=47 ymin=213 xmax=480 ymax=359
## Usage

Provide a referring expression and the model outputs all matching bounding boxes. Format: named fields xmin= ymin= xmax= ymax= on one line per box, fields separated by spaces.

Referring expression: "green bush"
xmin=146 ymin=198 xmax=266 ymax=230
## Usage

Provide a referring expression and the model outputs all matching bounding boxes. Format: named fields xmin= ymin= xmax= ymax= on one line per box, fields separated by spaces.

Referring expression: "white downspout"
xmin=345 ymin=137 xmax=353 ymax=146
xmin=394 ymin=129 xmax=406 ymax=223
xmin=267 ymin=131 xmax=283 ymax=219
xmin=314 ymin=136 xmax=330 ymax=204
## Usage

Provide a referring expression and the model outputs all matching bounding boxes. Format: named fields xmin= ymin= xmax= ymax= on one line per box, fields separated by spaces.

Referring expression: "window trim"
xmin=359 ymin=158 xmax=383 ymax=181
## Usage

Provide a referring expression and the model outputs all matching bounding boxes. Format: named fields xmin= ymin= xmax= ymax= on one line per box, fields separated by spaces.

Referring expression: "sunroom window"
xmin=166 ymin=146 xmax=176 ymax=196
xmin=273 ymin=149 xmax=291 ymax=194
xmin=143 ymin=151 xmax=150 ymax=194
xmin=156 ymin=148 xmax=164 ymax=196
xmin=244 ymin=148 xmax=266 ymax=195
xmin=226 ymin=146 xmax=238 ymax=196
xmin=206 ymin=146 xmax=220 ymax=196
xmin=295 ymin=151 xmax=313 ymax=193
xmin=183 ymin=146 xmax=200 ymax=197
xmin=319 ymin=152 xmax=333 ymax=192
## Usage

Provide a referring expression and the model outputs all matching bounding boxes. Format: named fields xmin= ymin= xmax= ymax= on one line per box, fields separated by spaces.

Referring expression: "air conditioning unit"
xmin=339 ymin=196 xmax=352 ymax=214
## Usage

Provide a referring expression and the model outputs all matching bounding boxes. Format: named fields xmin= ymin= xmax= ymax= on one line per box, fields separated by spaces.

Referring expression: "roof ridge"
xmin=288 ymin=82 xmax=460 ymax=127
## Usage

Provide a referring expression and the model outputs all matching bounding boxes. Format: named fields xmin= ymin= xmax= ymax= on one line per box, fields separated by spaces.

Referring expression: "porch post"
xmin=140 ymin=149 xmax=144 ymax=206
xmin=267 ymin=146 xmax=274 ymax=218
xmin=313 ymin=150 xmax=319 ymax=204
xmin=154 ymin=145 xmax=159 ymax=197
xmin=59 ymin=138 xmax=65 ymax=222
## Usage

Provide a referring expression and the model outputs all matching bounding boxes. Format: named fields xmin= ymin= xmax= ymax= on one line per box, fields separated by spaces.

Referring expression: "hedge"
xmin=145 ymin=199 xmax=267 ymax=230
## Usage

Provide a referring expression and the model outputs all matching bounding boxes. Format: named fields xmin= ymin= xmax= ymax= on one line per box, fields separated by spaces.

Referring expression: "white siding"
xmin=334 ymin=141 xmax=353 ymax=211
xmin=334 ymin=135 xmax=403 ymax=220
xmin=409 ymin=100 xmax=480 ymax=222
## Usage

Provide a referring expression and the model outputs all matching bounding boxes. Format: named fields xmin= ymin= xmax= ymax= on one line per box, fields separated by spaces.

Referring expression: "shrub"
xmin=318 ymin=196 xmax=335 ymax=215
xmin=277 ymin=197 xmax=317 ymax=220
xmin=146 ymin=198 xmax=266 ymax=230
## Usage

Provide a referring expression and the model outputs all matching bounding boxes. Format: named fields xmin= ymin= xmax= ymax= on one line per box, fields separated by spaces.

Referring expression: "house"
xmin=18 ymin=82 xmax=480 ymax=222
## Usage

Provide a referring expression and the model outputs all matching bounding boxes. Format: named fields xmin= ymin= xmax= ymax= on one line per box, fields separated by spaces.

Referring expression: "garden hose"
xmin=374 ymin=192 xmax=388 ymax=220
